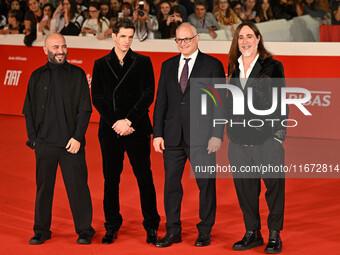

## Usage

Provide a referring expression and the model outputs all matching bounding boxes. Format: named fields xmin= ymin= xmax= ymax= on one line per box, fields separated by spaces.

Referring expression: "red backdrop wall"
xmin=1 ymin=45 xmax=339 ymax=139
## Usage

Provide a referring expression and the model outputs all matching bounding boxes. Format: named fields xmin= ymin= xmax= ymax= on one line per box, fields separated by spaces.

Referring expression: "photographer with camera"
xmin=50 ymin=0 xmax=84 ymax=35
xmin=158 ymin=5 xmax=184 ymax=38
xmin=133 ymin=0 xmax=158 ymax=41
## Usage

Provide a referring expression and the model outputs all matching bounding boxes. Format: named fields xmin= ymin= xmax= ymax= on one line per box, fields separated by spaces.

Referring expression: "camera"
xmin=139 ymin=1 xmax=144 ymax=10
xmin=138 ymin=10 xmax=144 ymax=16
xmin=138 ymin=1 xmax=145 ymax=16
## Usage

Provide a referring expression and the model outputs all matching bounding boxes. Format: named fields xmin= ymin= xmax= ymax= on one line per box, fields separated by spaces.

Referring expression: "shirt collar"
xmin=180 ymin=49 xmax=199 ymax=63
xmin=112 ymin=48 xmax=132 ymax=62
xmin=43 ymin=60 xmax=69 ymax=71
xmin=238 ymin=54 xmax=259 ymax=69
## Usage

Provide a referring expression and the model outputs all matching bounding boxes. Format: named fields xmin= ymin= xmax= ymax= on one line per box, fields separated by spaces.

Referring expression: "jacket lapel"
xmin=183 ymin=50 xmax=203 ymax=94
xmin=189 ymin=50 xmax=203 ymax=79
xmin=105 ymin=48 xmax=137 ymax=95
xmin=170 ymin=54 xmax=182 ymax=94
xmin=117 ymin=49 xmax=137 ymax=87
xmin=231 ymin=62 xmax=242 ymax=90
xmin=244 ymin=59 xmax=262 ymax=91
xmin=105 ymin=49 xmax=118 ymax=80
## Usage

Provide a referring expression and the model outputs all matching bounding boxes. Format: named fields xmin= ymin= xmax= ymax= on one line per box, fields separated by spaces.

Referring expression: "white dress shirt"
xmin=238 ymin=54 xmax=259 ymax=89
xmin=178 ymin=49 xmax=199 ymax=82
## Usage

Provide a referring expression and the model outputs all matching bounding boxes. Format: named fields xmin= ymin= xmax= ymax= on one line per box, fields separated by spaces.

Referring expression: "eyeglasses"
xmin=175 ymin=34 xmax=197 ymax=44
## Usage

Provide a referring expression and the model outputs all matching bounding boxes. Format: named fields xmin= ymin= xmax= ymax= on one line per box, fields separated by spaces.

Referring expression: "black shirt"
xmin=23 ymin=61 xmax=92 ymax=149
xmin=24 ymin=10 xmax=42 ymax=33
xmin=37 ymin=61 xmax=70 ymax=147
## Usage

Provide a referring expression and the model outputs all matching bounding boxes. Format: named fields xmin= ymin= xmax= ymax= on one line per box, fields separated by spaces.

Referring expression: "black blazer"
xmin=226 ymin=57 xmax=288 ymax=145
xmin=153 ymin=50 xmax=226 ymax=147
xmin=91 ymin=48 xmax=155 ymax=137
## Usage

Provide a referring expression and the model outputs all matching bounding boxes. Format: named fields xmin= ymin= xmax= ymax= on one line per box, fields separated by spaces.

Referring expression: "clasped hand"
xmin=112 ymin=119 xmax=135 ymax=136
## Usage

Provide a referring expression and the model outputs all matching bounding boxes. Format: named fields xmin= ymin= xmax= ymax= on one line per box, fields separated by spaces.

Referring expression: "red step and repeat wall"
xmin=1 ymin=37 xmax=340 ymax=140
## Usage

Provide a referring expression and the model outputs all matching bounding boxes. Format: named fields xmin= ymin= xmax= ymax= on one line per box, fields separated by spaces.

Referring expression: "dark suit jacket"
xmin=153 ymin=50 xmax=226 ymax=147
xmin=22 ymin=62 xmax=92 ymax=148
xmin=226 ymin=57 xmax=288 ymax=145
xmin=91 ymin=48 xmax=154 ymax=137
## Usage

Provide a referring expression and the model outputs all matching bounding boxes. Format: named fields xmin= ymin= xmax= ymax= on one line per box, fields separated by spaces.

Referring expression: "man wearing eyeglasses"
xmin=153 ymin=22 xmax=226 ymax=248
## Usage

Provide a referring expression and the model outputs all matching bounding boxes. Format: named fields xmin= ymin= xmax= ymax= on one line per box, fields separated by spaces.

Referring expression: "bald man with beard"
xmin=23 ymin=32 xmax=95 ymax=245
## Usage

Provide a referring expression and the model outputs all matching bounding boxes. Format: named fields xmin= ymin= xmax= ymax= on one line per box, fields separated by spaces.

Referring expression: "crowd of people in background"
xmin=0 ymin=0 xmax=339 ymax=45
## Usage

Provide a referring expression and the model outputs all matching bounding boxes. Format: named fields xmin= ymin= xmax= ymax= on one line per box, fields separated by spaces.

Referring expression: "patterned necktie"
xmin=179 ymin=58 xmax=191 ymax=93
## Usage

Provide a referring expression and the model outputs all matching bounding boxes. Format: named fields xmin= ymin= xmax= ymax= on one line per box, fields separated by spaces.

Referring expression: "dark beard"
xmin=48 ymin=50 xmax=67 ymax=65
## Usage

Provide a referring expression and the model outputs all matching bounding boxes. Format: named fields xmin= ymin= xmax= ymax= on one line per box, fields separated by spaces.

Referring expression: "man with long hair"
xmin=226 ymin=21 xmax=288 ymax=254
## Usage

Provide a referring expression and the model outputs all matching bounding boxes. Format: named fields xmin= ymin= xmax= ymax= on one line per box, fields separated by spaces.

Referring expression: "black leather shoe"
xmin=265 ymin=230 xmax=282 ymax=254
xmin=232 ymin=230 xmax=264 ymax=251
xmin=155 ymin=233 xmax=182 ymax=247
xmin=146 ymin=229 xmax=158 ymax=244
xmin=102 ymin=231 xmax=118 ymax=244
xmin=29 ymin=234 xmax=51 ymax=245
xmin=77 ymin=232 xmax=93 ymax=244
xmin=195 ymin=232 xmax=211 ymax=247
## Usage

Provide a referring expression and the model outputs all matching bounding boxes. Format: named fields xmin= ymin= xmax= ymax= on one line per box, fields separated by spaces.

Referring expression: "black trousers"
xmin=163 ymin=140 xmax=216 ymax=235
xmin=228 ymin=138 xmax=285 ymax=231
xmin=33 ymin=142 xmax=94 ymax=237
xmin=99 ymin=131 xmax=160 ymax=232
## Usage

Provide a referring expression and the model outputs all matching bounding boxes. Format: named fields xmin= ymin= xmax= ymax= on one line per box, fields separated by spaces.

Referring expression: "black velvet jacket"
xmin=91 ymin=48 xmax=155 ymax=136
xmin=226 ymin=57 xmax=288 ymax=145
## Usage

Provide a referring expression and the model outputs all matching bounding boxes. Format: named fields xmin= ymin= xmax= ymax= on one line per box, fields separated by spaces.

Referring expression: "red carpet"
xmin=0 ymin=114 xmax=339 ymax=254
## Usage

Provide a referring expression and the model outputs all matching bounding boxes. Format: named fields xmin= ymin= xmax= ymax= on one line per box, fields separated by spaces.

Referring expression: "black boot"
xmin=102 ymin=231 xmax=118 ymax=244
xmin=265 ymin=230 xmax=282 ymax=254
xmin=146 ymin=229 xmax=158 ymax=244
xmin=232 ymin=230 xmax=264 ymax=251
xmin=195 ymin=232 xmax=211 ymax=247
